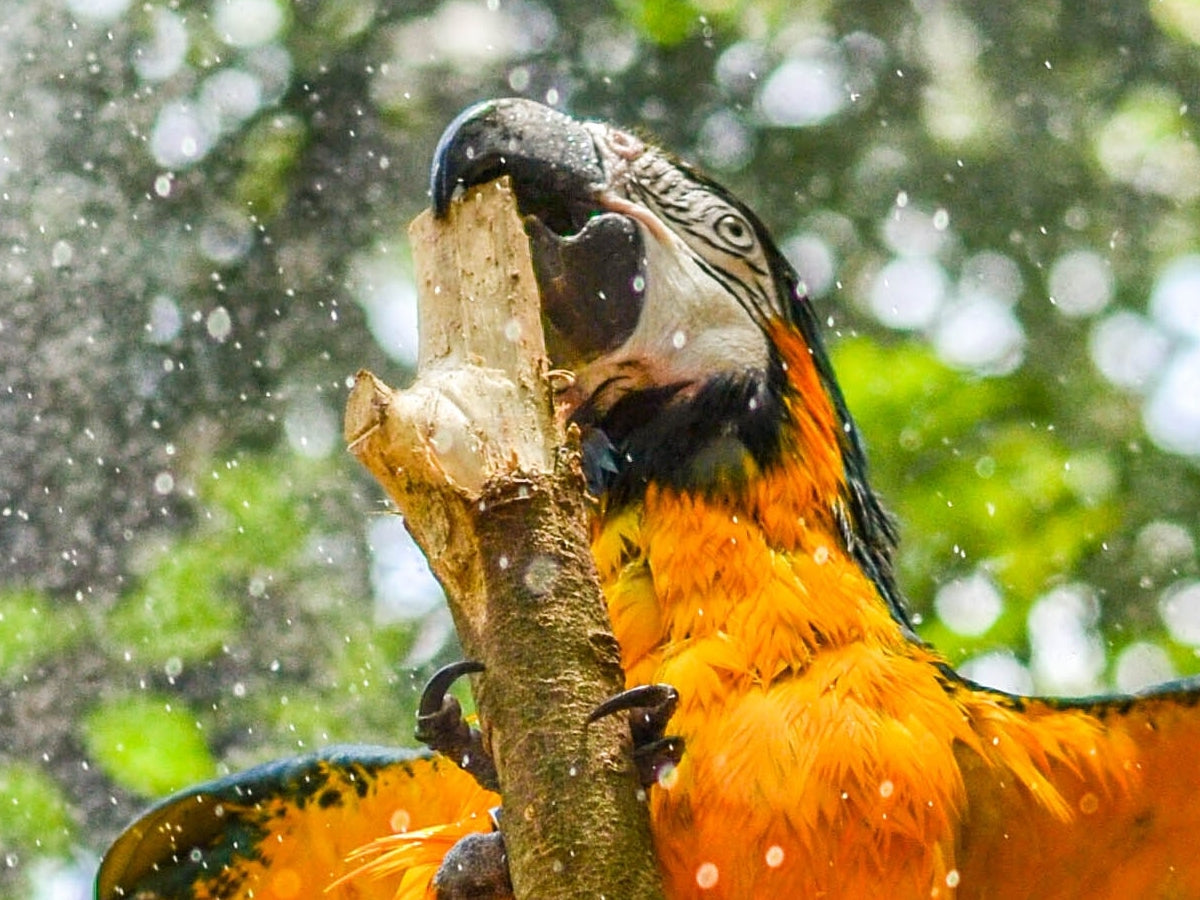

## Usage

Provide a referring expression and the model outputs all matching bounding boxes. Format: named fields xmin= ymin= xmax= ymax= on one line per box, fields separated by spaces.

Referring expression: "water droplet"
xmin=1079 ymin=792 xmax=1099 ymax=814
xmin=51 ymin=240 xmax=74 ymax=268
xmin=429 ymin=425 xmax=455 ymax=455
xmin=508 ymin=66 xmax=531 ymax=92
xmin=213 ymin=0 xmax=285 ymax=48
xmin=390 ymin=808 xmax=412 ymax=832
xmin=164 ymin=656 xmax=183 ymax=678
xmin=631 ymin=274 xmax=646 ymax=293
xmin=523 ymin=555 xmax=558 ymax=596
xmin=813 ymin=546 xmax=829 ymax=565
xmin=695 ymin=862 xmax=719 ymax=890
xmin=206 ymin=306 xmax=232 ymax=341
xmin=879 ymin=779 xmax=894 ymax=798
xmin=946 ymin=869 xmax=960 ymax=888
xmin=671 ymin=329 xmax=687 ymax=349
xmin=154 ymin=472 xmax=175 ymax=495
xmin=974 ymin=456 xmax=996 ymax=478
xmin=765 ymin=845 xmax=785 ymax=868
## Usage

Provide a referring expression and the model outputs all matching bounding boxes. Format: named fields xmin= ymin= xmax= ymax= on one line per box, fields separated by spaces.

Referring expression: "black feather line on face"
xmin=575 ymin=361 xmax=787 ymax=508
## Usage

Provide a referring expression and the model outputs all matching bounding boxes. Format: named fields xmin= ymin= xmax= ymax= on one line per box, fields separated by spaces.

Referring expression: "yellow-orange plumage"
xmin=595 ymin=325 xmax=1197 ymax=899
xmin=98 ymin=99 xmax=1200 ymax=900
xmin=97 ymin=750 xmax=498 ymax=900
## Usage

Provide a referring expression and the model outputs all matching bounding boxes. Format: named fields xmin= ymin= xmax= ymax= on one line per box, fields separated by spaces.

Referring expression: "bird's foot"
xmin=416 ymin=660 xmax=499 ymax=792
xmin=589 ymin=683 xmax=685 ymax=788
xmin=433 ymin=816 xmax=512 ymax=900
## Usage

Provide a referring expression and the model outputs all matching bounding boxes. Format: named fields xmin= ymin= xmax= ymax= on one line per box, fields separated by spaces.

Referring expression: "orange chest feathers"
xmin=591 ymin=481 xmax=1157 ymax=900
xmin=584 ymin=321 xmax=1199 ymax=899
xmin=593 ymin=480 xmax=967 ymax=899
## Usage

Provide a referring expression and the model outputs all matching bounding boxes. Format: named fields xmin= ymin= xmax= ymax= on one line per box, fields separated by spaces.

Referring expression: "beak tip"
xmin=430 ymin=99 xmax=498 ymax=217
xmin=428 ymin=97 xmax=604 ymax=218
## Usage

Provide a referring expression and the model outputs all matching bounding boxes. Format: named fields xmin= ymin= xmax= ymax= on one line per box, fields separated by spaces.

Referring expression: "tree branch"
xmin=343 ymin=178 xmax=664 ymax=900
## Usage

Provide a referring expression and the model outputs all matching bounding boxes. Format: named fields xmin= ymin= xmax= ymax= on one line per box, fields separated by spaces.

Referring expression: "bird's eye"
xmin=714 ymin=213 xmax=755 ymax=251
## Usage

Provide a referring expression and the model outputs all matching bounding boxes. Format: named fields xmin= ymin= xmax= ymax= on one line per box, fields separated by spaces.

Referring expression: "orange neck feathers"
xmin=591 ymin=317 xmax=1140 ymax=899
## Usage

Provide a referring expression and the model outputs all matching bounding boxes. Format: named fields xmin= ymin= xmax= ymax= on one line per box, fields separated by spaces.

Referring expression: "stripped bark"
xmin=343 ymin=178 xmax=664 ymax=900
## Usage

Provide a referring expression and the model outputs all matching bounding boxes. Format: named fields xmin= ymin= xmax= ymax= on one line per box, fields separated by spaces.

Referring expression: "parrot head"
xmin=431 ymin=98 xmax=904 ymax=624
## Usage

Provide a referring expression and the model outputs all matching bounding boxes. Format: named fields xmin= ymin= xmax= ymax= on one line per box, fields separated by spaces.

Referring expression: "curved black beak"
xmin=431 ymin=98 xmax=606 ymax=227
xmin=430 ymin=99 xmax=646 ymax=363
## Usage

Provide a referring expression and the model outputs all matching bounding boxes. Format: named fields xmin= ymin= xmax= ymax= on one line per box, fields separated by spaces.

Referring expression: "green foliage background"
xmin=3 ymin=0 xmax=1200 ymax=894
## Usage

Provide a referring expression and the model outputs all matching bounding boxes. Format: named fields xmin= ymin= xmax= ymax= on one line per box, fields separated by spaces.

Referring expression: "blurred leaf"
xmin=333 ymin=623 xmax=421 ymax=727
xmin=83 ymin=695 xmax=216 ymax=797
xmin=251 ymin=623 xmax=420 ymax=749
xmin=834 ymin=337 xmax=1015 ymax=460
xmin=106 ymin=544 xmax=241 ymax=664
xmin=835 ymin=338 xmax=1119 ymax=614
xmin=0 ymin=591 xmax=84 ymax=680
xmin=235 ymin=114 xmax=308 ymax=221
xmin=254 ymin=686 xmax=343 ymax=750
xmin=0 ymin=762 xmax=74 ymax=858
xmin=202 ymin=458 xmax=313 ymax=566
xmin=1149 ymin=0 xmax=1200 ymax=45
xmin=303 ymin=0 xmax=378 ymax=46
xmin=1093 ymin=85 xmax=1200 ymax=200
xmin=615 ymin=0 xmax=701 ymax=46
xmin=105 ymin=457 xmax=321 ymax=665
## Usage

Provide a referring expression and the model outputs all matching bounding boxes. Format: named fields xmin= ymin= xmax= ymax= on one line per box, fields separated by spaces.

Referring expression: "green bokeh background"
xmin=3 ymin=0 xmax=1200 ymax=894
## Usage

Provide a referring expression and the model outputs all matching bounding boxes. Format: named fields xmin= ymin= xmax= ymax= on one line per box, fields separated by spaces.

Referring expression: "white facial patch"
xmin=569 ymin=127 xmax=777 ymax=413
xmin=570 ymin=213 xmax=771 ymax=413
xmin=626 ymin=224 xmax=770 ymax=378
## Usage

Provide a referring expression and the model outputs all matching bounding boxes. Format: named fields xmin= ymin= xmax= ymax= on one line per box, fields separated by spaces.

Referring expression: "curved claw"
xmin=415 ymin=660 xmax=498 ymax=792
xmin=588 ymin=683 xmax=679 ymax=725
xmin=589 ymin=683 xmax=684 ymax=789
xmin=419 ymin=660 xmax=486 ymax=717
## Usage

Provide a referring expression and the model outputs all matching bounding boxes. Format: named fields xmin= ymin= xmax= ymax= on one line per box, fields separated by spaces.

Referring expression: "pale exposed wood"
xmin=344 ymin=178 xmax=665 ymax=900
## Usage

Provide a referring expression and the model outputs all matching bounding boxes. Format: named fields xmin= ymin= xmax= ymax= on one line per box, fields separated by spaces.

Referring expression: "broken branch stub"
xmin=343 ymin=178 xmax=665 ymax=900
